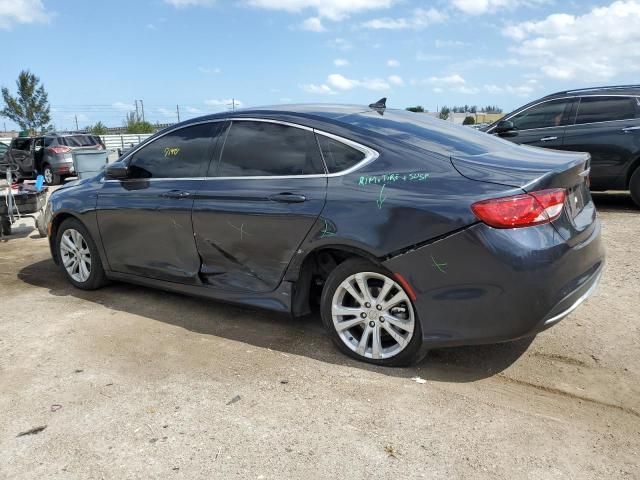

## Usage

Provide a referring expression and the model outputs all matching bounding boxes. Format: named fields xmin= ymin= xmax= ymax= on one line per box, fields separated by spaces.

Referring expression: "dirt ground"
xmin=0 ymin=192 xmax=638 ymax=479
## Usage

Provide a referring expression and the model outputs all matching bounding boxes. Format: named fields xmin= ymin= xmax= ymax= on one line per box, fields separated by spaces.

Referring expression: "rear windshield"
xmin=341 ymin=110 xmax=516 ymax=156
xmin=59 ymin=135 xmax=99 ymax=147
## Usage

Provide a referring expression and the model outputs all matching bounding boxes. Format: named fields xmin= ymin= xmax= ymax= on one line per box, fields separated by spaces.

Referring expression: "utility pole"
xmin=135 ymin=100 xmax=140 ymax=121
xmin=139 ymin=100 xmax=145 ymax=122
xmin=176 ymin=104 xmax=181 ymax=122
xmin=227 ymin=98 xmax=237 ymax=111
xmin=75 ymin=115 xmax=79 ymax=131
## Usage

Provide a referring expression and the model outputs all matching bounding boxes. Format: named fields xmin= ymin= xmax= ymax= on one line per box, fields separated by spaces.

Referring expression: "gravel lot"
xmin=0 ymin=192 xmax=638 ymax=479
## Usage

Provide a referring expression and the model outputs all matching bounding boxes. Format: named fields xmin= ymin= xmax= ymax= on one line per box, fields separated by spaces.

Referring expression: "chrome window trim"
xmin=112 ymin=116 xmax=379 ymax=182
xmin=487 ymin=94 xmax=640 ymax=134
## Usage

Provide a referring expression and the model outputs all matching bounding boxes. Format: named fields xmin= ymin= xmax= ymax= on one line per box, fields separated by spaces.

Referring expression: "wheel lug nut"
xmin=360 ymin=312 xmax=367 ymax=319
xmin=365 ymin=302 xmax=371 ymax=308
xmin=369 ymin=321 xmax=375 ymax=327
xmin=376 ymin=305 xmax=382 ymax=311
xmin=379 ymin=317 xmax=385 ymax=323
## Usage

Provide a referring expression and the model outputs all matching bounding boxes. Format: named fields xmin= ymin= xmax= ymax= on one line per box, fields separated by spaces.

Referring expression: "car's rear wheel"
xmin=630 ymin=166 xmax=640 ymax=208
xmin=43 ymin=164 xmax=61 ymax=186
xmin=55 ymin=218 xmax=107 ymax=290
xmin=320 ymin=258 xmax=426 ymax=366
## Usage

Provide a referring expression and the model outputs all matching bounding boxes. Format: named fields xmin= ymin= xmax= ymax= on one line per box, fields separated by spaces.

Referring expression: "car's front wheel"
xmin=320 ymin=258 xmax=426 ymax=366
xmin=43 ymin=164 xmax=61 ymax=186
xmin=55 ymin=218 xmax=107 ymax=290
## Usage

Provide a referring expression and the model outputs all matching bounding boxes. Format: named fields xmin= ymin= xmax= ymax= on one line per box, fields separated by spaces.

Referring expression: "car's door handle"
xmin=540 ymin=136 xmax=558 ymax=142
xmin=161 ymin=190 xmax=191 ymax=199
xmin=269 ymin=193 xmax=307 ymax=203
xmin=621 ymin=126 xmax=640 ymax=133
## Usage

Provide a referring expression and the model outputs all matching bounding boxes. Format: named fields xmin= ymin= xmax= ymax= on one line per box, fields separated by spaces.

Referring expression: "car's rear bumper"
xmin=50 ymin=157 xmax=74 ymax=175
xmin=383 ymin=219 xmax=604 ymax=348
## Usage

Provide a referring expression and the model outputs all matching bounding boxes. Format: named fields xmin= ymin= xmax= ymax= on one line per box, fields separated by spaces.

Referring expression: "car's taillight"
xmin=471 ymin=188 xmax=566 ymax=229
xmin=47 ymin=146 xmax=72 ymax=154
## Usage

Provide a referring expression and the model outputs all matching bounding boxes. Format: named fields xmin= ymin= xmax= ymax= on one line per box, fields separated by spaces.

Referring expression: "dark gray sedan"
xmin=44 ymin=103 xmax=605 ymax=366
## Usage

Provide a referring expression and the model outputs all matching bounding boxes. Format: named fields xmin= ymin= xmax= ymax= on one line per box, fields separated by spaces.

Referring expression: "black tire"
xmin=55 ymin=217 xmax=108 ymax=290
xmin=630 ymin=166 xmax=640 ymax=208
xmin=43 ymin=164 xmax=61 ymax=186
xmin=320 ymin=258 xmax=427 ymax=367
xmin=1 ymin=217 xmax=11 ymax=236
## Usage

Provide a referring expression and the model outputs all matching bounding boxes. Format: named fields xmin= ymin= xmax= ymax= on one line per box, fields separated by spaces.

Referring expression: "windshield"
xmin=341 ymin=109 xmax=519 ymax=157
xmin=60 ymin=135 xmax=100 ymax=147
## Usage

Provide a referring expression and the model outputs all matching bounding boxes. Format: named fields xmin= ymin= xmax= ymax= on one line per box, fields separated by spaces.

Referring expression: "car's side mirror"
xmin=494 ymin=120 xmax=515 ymax=134
xmin=105 ymin=163 xmax=129 ymax=180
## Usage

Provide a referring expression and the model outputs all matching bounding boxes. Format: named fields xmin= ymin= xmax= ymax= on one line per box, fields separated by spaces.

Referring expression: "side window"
xmin=44 ymin=137 xmax=54 ymax=147
xmin=128 ymin=123 xmax=218 ymax=179
xmin=575 ymin=96 xmax=637 ymax=124
xmin=215 ymin=121 xmax=324 ymax=177
xmin=317 ymin=135 xmax=365 ymax=173
xmin=510 ymin=99 xmax=573 ymax=130
xmin=13 ymin=139 xmax=32 ymax=151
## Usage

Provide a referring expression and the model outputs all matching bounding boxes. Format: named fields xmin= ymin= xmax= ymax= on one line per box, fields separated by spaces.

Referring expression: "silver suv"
xmin=5 ymin=134 xmax=105 ymax=185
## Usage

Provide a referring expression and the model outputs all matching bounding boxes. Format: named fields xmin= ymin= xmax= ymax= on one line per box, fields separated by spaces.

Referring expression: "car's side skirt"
xmin=105 ymin=271 xmax=293 ymax=314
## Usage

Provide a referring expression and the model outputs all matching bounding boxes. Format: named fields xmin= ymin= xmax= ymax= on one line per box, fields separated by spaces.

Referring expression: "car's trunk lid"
xmin=451 ymin=146 xmax=595 ymax=243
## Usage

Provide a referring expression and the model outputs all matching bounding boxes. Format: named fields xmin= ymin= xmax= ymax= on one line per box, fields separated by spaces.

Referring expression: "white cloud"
xmin=247 ymin=0 xmax=395 ymax=21
xmin=452 ymin=0 xmax=546 ymax=15
xmin=186 ymin=106 xmax=203 ymax=113
xmin=361 ymin=8 xmax=447 ymax=30
xmin=483 ymin=80 xmax=539 ymax=97
xmin=435 ymin=39 xmax=468 ymax=48
xmin=328 ymin=73 xmax=357 ymax=90
xmin=205 ymin=98 xmax=244 ymax=108
xmin=426 ymin=74 xmax=467 ymax=86
xmin=328 ymin=37 xmax=352 ymax=50
xmin=198 ymin=66 xmax=221 ymax=74
xmin=300 ymin=16 xmax=325 ymax=31
xmin=387 ymin=59 xmax=400 ymax=67
xmin=416 ymin=51 xmax=450 ymax=62
xmin=334 ymin=58 xmax=349 ymax=67
xmin=503 ymin=1 xmax=640 ymax=81
xmin=0 ymin=0 xmax=50 ymax=29
xmin=388 ymin=75 xmax=404 ymax=86
xmin=414 ymin=74 xmax=480 ymax=94
xmin=300 ymin=83 xmax=336 ymax=95
xmin=157 ymin=107 xmax=176 ymax=117
xmin=165 ymin=0 xmax=216 ymax=7
xmin=112 ymin=102 xmax=136 ymax=111
xmin=327 ymin=73 xmax=390 ymax=91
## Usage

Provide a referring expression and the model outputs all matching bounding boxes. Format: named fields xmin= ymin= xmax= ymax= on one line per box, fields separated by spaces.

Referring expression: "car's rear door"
xmin=495 ymin=98 xmax=575 ymax=149
xmin=192 ymin=119 xmax=327 ymax=293
xmin=96 ymin=122 xmax=222 ymax=284
xmin=561 ymin=95 xmax=640 ymax=190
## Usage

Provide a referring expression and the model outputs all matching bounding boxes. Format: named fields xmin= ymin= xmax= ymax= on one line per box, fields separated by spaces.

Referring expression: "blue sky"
xmin=1 ymin=0 xmax=639 ymax=130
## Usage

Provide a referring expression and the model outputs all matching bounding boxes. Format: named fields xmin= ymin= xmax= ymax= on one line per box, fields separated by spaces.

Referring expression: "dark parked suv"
xmin=5 ymin=133 xmax=105 ymax=185
xmin=484 ymin=85 xmax=640 ymax=206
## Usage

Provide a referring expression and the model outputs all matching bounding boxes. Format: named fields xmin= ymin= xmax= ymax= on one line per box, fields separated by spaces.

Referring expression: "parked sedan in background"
xmin=5 ymin=133 xmax=104 ymax=185
xmin=45 ymin=103 xmax=604 ymax=366
xmin=484 ymin=85 xmax=640 ymax=206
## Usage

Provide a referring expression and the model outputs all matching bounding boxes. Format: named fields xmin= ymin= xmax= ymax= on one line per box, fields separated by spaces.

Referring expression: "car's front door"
xmin=8 ymin=137 xmax=34 ymax=175
xmin=96 ymin=122 xmax=222 ymax=284
xmin=192 ymin=120 xmax=327 ymax=293
xmin=561 ymin=95 xmax=640 ymax=190
xmin=494 ymin=98 xmax=576 ymax=149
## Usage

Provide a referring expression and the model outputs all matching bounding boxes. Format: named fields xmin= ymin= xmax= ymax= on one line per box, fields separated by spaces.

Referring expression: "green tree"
xmin=406 ymin=106 xmax=425 ymax=113
xmin=463 ymin=115 xmax=476 ymax=125
xmin=90 ymin=121 xmax=108 ymax=135
xmin=124 ymin=112 xmax=155 ymax=134
xmin=1 ymin=70 xmax=51 ymax=134
xmin=439 ymin=106 xmax=450 ymax=120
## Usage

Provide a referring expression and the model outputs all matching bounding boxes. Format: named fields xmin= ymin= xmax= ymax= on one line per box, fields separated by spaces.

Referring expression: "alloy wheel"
xmin=331 ymin=272 xmax=415 ymax=360
xmin=60 ymin=229 xmax=92 ymax=283
xmin=44 ymin=167 xmax=53 ymax=185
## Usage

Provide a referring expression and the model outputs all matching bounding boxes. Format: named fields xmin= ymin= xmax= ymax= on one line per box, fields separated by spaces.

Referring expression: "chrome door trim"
xmin=115 ymin=116 xmax=380 ymax=182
